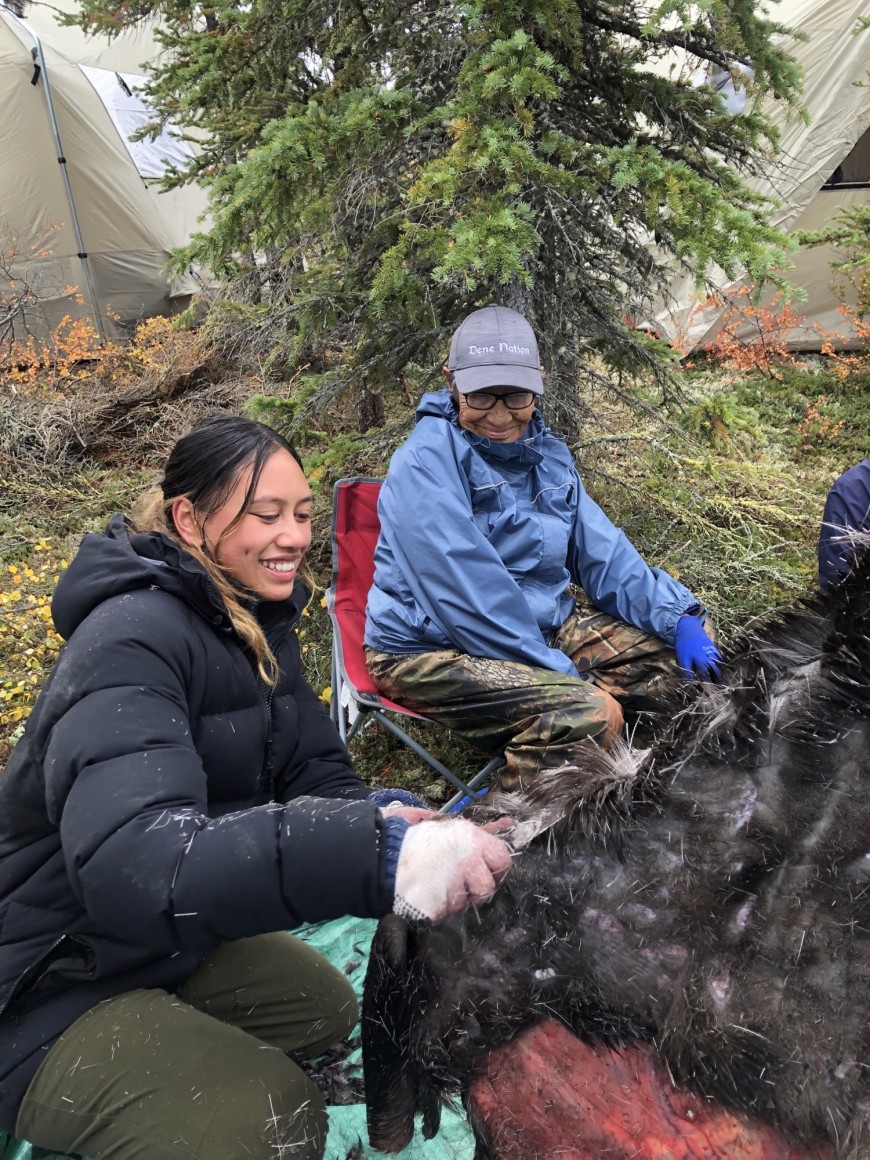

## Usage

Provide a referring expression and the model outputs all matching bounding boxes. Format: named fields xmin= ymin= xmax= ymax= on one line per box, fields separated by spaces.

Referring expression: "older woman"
xmin=365 ymin=305 xmax=719 ymax=792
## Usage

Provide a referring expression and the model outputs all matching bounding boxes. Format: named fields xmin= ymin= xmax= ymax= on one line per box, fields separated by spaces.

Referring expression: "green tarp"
xmin=1 ymin=917 xmax=474 ymax=1160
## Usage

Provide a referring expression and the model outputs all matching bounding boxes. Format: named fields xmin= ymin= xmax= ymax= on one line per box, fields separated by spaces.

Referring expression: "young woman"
xmin=0 ymin=414 xmax=510 ymax=1160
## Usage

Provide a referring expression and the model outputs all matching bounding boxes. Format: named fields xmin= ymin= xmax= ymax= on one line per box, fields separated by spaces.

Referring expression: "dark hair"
xmin=134 ymin=414 xmax=306 ymax=685
xmin=162 ymin=414 xmax=303 ymax=535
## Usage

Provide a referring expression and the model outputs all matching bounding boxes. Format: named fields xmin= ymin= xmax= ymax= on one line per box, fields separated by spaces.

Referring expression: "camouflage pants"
xmin=365 ymin=603 xmax=684 ymax=792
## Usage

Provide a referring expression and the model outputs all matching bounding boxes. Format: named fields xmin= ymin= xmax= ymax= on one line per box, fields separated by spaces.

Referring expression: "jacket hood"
xmin=51 ymin=515 xmax=222 ymax=640
xmin=414 ymin=389 xmax=548 ymax=465
xmin=51 ymin=515 xmax=304 ymax=642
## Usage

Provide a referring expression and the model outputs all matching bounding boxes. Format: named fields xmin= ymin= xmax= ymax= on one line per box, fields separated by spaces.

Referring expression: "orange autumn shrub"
xmin=675 ymin=288 xmax=870 ymax=381
xmin=4 ymin=312 xmax=187 ymax=397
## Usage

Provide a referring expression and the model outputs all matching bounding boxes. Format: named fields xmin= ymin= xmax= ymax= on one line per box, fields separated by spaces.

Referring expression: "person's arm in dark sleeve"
xmin=817 ymin=474 xmax=870 ymax=591
xmin=46 ymin=601 xmax=391 ymax=958
xmin=819 ymin=485 xmax=850 ymax=591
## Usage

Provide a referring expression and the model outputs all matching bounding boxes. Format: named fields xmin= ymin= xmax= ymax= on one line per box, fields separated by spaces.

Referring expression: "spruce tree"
xmin=71 ymin=0 xmax=805 ymax=426
xmin=799 ymin=205 xmax=870 ymax=321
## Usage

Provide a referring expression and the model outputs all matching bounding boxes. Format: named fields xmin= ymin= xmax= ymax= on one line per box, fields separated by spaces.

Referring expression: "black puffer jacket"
xmin=0 ymin=516 xmax=394 ymax=1131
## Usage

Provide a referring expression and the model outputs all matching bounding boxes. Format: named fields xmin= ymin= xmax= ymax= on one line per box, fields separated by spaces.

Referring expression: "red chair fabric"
xmin=329 ymin=477 xmax=420 ymax=715
xmin=327 ymin=477 xmax=501 ymax=804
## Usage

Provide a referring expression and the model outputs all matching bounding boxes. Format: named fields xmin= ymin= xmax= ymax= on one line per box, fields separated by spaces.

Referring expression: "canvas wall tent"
xmin=651 ymin=0 xmax=870 ymax=352
xmin=0 ymin=0 xmax=209 ymax=343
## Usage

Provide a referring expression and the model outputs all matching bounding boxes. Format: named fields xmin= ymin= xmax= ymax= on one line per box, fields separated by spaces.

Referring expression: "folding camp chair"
xmin=326 ymin=476 xmax=502 ymax=811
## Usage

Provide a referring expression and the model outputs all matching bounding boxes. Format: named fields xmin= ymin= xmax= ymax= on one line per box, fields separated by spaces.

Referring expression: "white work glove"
xmin=381 ymin=801 xmax=437 ymax=825
xmin=393 ymin=818 xmax=512 ymax=924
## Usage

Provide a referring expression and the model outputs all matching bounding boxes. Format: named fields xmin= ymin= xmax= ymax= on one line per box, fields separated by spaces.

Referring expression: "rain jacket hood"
xmin=52 ymin=513 xmax=230 ymax=641
xmin=51 ymin=513 xmax=298 ymax=642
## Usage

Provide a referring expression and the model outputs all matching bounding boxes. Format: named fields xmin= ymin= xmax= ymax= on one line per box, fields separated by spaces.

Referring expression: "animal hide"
xmin=468 ymin=1021 xmax=827 ymax=1159
xmin=362 ymin=542 xmax=870 ymax=1159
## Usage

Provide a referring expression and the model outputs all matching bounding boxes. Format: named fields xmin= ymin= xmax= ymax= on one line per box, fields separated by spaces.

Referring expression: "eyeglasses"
xmin=463 ymin=390 xmax=536 ymax=412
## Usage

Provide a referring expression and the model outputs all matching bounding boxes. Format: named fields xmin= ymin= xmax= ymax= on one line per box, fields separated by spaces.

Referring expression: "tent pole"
xmin=19 ymin=18 xmax=107 ymax=343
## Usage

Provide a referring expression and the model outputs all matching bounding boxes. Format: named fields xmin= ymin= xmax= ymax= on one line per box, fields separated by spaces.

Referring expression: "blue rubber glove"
xmin=674 ymin=614 xmax=721 ymax=681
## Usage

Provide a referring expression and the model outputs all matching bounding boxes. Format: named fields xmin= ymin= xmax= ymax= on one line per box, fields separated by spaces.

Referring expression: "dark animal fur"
xmin=362 ymin=541 xmax=870 ymax=1158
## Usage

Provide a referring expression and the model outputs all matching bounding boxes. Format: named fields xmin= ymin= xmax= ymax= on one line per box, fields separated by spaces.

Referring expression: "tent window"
xmin=822 ymin=126 xmax=870 ymax=189
xmin=81 ymin=65 xmax=193 ymax=180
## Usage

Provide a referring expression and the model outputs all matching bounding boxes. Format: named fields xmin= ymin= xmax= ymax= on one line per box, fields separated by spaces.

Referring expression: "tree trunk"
xmin=497 ymin=279 xmax=532 ymax=318
xmin=357 ymin=386 xmax=384 ymax=432
xmin=467 ymin=1020 xmax=832 ymax=1160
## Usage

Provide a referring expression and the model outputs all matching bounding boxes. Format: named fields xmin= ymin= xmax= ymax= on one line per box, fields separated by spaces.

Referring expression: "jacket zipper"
xmin=202 ymin=578 xmax=297 ymax=802
xmin=0 ymin=933 xmax=95 ymax=1020
xmin=259 ymin=624 xmax=293 ymax=798
xmin=260 ymin=681 xmax=276 ymax=798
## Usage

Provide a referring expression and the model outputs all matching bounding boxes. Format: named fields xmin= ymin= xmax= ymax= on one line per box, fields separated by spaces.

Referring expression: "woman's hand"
xmin=369 ymin=786 xmax=435 ymax=826
xmin=674 ymin=614 xmax=721 ymax=681
xmin=393 ymin=818 xmax=512 ymax=923
xmin=381 ymin=802 xmax=437 ymax=825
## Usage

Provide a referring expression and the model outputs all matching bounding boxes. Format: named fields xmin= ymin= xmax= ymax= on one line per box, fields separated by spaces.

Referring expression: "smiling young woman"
xmin=0 ymin=413 xmax=511 ymax=1160
xmin=172 ymin=446 xmax=313 ymax=602
xmin=132 ymin=413 xmax=315 ymax=682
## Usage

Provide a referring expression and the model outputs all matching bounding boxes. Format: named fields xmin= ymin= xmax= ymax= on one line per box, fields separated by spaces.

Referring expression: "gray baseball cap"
xmin=447 ymin=305 xmax=544 ymax=395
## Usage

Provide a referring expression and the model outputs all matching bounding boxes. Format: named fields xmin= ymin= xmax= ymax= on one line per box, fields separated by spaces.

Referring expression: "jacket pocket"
xmin=417 ymin=615 xmax=450 ymax=648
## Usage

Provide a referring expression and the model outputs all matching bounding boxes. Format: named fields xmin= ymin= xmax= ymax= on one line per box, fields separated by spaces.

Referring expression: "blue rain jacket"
xmin=365 ymin=391 xmax=700 ymax=678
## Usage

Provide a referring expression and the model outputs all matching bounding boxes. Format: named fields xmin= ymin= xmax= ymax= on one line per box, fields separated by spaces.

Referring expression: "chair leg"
xmin=440 ymin=755 xmax=504 ymax=814
xmin=373 ymin=712 xmax=479 ymax=797
xmin=329 ymin=640 xmax=340 ymax=729
xmin=335 ymin=701 xmax=348 ymax=743
xmin=346 ymin=711 xmax=371 ymax=745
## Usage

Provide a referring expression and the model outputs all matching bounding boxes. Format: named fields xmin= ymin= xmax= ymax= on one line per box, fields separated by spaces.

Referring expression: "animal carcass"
xmin=362 ymin=545 xmax=870 ymax=1159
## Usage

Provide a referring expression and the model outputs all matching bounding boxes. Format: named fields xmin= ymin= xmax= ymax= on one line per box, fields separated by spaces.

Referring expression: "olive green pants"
xmin=366 ymin=603 xmax=684 ymax=792
xmin=16 ymin=933 xmax=358 ymax=1160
